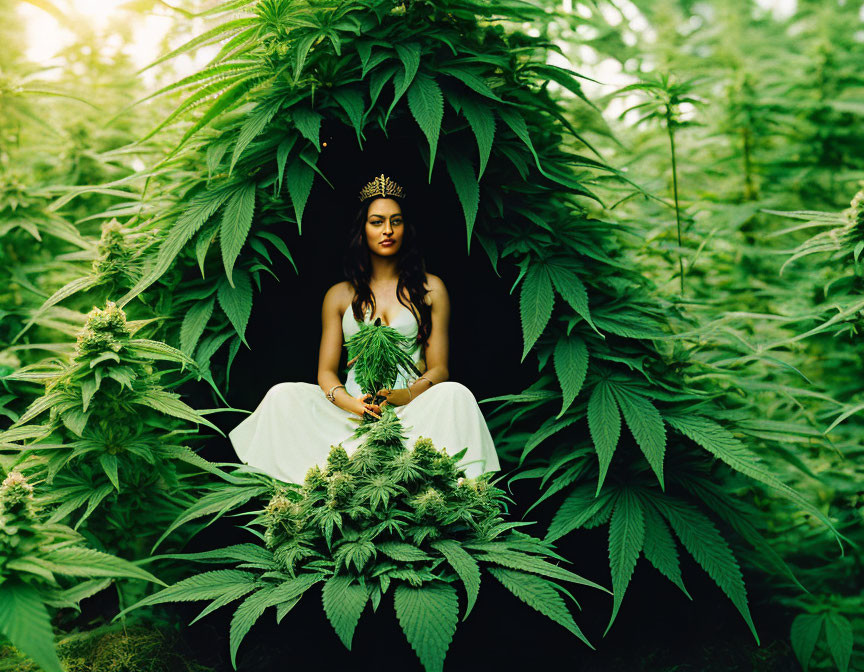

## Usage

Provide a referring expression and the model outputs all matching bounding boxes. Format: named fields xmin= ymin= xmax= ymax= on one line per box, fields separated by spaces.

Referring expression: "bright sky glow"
xmin=19 ymin=2 xmax=172 ymax=68
xmin=17 ymin=1 xmax=213 ymax=89
xmin=755 ymin=0 xmax=797 ymax=20
xmin=17 ymin=0 xmax=805 ymax=98
xmin=68 ymin=0 xmax=129 ymax=24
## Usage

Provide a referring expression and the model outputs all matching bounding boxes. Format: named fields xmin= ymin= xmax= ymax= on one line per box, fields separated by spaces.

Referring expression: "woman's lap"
xmin=229 ymin=380 xmax=499 ymax=483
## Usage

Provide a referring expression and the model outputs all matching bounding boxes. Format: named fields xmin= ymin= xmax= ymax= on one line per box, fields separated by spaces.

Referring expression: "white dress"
xmin=228 ymin=303 xmax=501 ymax=484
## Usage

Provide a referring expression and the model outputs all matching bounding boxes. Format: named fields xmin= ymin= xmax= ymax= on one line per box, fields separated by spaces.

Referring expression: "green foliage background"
xmin=0 ymin=0 xmax=862 ymax=670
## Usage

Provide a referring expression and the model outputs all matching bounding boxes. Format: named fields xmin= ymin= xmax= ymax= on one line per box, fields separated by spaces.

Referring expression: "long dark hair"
xmin=343 ymin=195 xmax=433 ymax=347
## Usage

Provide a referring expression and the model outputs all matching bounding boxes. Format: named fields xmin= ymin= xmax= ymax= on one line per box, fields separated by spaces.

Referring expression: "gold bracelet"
xmin=417 ymin=375 xmax=434 ymax=387
xmin=326 ymin=384 xmax=345 ymax=403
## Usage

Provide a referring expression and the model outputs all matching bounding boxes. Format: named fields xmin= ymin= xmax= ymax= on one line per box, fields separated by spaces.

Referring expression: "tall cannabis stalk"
xmin=615 ymin=73 xmax=703 ymax=294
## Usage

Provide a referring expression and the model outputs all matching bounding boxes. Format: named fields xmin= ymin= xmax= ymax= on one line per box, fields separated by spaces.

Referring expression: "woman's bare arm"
xmin=374 ymin=274 xmax=450 ymax=408
xmin=317 ymin=282 xmax=377 ymax=416
xmin=415 ymin=274 xmax=451 ymax=394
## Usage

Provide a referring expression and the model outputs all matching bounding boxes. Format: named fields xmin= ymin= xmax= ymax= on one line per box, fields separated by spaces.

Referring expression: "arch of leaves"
xmin=6 ymin=0 xmax=839 ymax=666
xmin=112 ymin=0 xmax=832 ymax=644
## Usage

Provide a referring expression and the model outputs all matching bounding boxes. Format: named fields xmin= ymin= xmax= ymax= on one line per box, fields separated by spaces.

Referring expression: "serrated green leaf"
xmin=641 ymin=504 xmax=689 ymax=598
xmin=394 ymin=583 xmax=458 ymax=672
xmin=258 ymin=232 xmax=297 ymax=274
xmin=791 ymin=613 xmax=824 ymax=671
xmin=477 ymin=548 xmax=607 ymax=592
xmin=132 ymin=390 xmax=221 ymax=433
xmin=825 ymin=613 xmax=853 ymax=672
xmin=217 ymin=268 xmax=253 ymax=345
xmin=386 ymin=42 xmax=420 ymax=123
xmin=195 ymin=219 xmax=219 ymax=276
xmin=407 ymin=73 xmax=444 ymax=182
xmin=665 ymin=414 xmax=836 ymax=535
xmin=180 ymin=297 xmax=215 ymax=355
xmin=606 ymin=489 xmax=644 ymax=634
xmin=117 ymin=184 xmax=235 ymax=306
xmin=431 ymin=539 xmax=480 ymax=620
xmin=333 ymin=88 xmax=366 ymax=145
xmin=588 ymin=381 xmax=621 ymax=494
xmin=189 ymin=585 xmax=258 ymax=627
xmin=497 ymin=106 xmax=542 ymax=173
xmin=220 ymin=182 xmax=256 ymax=286
xmin=322 ymin=576 xmax=368 ymax=650
xmin=655 ymin=497 xmax=759 ymax=644
xmin=285 ymin=158 xmax=314 ymax=234
xmin=519 ymin=264 xmax=554 ymax=361
xmin=39 ymin=547 xmax=163 ymax=585
xmin=81 ymin=377 xmax=100 ymax=414
xmin=546 ymin=264 xmax=592 ymax=325
xmin=613 ymin=387 xmax=666 ymax=489
xmin=378 ymin=542 xmax=431 ymax=562
xmin=139 ymin=18 xmax=255 ymax=73
xmin=554 ymin=336 xmax=588 ymax=418
xmin=460 ymin=96 xmax=495 ymax=179
xmin=488 ymin=567 xmax=591 ymax=648
xmin=0 ymin=582 xmax=63 ymax=672
xmin=230 ymin=97 xmax=282 ymax=174
xmin=229 ymin=585 xmax=276 ymax=668
xmin=439 ymin=66 xmax=502 ymax=102
xmin=274 ymin=134 xmax=298 ymax=196
xmin=444 ymin=153 xmax=479 ymax=252
xmin=292 ymin=107 xmax=322 ymax=150
xmin=546 ymin=485 xmax=613 ymax=542
xmin=98 ymin=453 xmax=119 ymax=491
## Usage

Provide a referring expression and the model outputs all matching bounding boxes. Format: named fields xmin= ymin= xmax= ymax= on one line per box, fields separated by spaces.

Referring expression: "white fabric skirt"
xmin=228 ymin=381 xmax=501 ymax=484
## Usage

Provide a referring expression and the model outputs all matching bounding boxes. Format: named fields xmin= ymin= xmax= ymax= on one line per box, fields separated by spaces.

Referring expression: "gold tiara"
xmin=358 ymin=174 xmax=406 ymax=201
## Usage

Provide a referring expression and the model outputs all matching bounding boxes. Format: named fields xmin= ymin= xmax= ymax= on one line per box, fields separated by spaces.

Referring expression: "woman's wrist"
xmin=334 ymin=387 xmax=355 ymax=412
xmin=408 ymin=375 xmax=434 ymax=398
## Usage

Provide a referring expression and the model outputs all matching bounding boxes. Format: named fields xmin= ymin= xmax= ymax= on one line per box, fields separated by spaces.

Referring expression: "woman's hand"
xmin=376 ymin=387 xmax=412 ymax=408
xmin=350 ymin=393 xmax=382 ymax=418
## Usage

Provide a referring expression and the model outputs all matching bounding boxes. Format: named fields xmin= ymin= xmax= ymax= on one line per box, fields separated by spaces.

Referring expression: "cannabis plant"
xmin=118 ymin=319 xmax=605 ymax=671
xmin=752 ymin=189 xmax=864 ymax=672
xmin=0 ymin=470 xmax=163 ymax=672
xmin=0 ymin=301 xmax=234 ymax=563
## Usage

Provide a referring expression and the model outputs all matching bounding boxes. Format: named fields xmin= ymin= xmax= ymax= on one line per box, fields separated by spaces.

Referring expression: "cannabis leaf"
xmin=394 ymin=583 xmax=459 ymax=672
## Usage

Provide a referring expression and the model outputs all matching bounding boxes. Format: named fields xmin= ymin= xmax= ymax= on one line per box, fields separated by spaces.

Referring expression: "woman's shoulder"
xmin=323 ymin=281 xmax=354 ymax=313
xmin=423 ymin=273 xmax=448 ymax=305
xmin=424 ymin=272 xmax=446 ymax=290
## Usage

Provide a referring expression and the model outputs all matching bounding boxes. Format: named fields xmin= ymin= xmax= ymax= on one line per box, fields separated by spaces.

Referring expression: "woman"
xmin=228 ymin=174 xmax=500 ymax=484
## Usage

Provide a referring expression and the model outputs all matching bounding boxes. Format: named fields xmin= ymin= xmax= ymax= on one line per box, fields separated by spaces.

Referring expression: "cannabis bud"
xmin=848 ymin=189 xmax=864 ymax=239
xmin=303 ymin=465 xmax=327 ymax=491
xmin=92 ymin=219 xmax=129 ymax=277
xmin=327 ymin=472 xmax=356 ymax=502
xmin=412 ymin=436 xmax=439 ymax=467
xmin=325 ymin=445 xmax=350 ymax=474
xmin=75 ymin=301 xmax=130 ymax=357
xmin=412 ymin=486 xmax=446 ymax=518
xmin=264 ymin=493 xmax=292 ymax=517
xmin=0 ymin=470 xmax=36 ymax=518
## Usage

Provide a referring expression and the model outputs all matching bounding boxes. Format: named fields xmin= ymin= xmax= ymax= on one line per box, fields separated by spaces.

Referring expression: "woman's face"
xmin=364 ymin=197 xmax=404 ymax=257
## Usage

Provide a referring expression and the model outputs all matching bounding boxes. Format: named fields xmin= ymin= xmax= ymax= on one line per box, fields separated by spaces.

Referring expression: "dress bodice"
xmin=341 ymin=303 xmax=419 ymax=341
xmin=341 ymin=303 xmax=424 ymax=396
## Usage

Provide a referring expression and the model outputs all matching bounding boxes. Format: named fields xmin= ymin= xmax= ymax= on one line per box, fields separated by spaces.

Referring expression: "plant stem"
xmin=666 ymin=105 xmax=684 ymax=294
xmin=742 ymin=123 xmax=754 ymax=201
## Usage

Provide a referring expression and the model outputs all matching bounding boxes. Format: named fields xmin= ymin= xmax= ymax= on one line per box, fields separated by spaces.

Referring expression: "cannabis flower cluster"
xmin=74 ymin=301 xmax=130 ymax=357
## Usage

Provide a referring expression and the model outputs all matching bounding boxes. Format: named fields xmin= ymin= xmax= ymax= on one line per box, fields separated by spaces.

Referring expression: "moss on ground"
xmin=0 ymin=623 xmax=212 ymax=672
